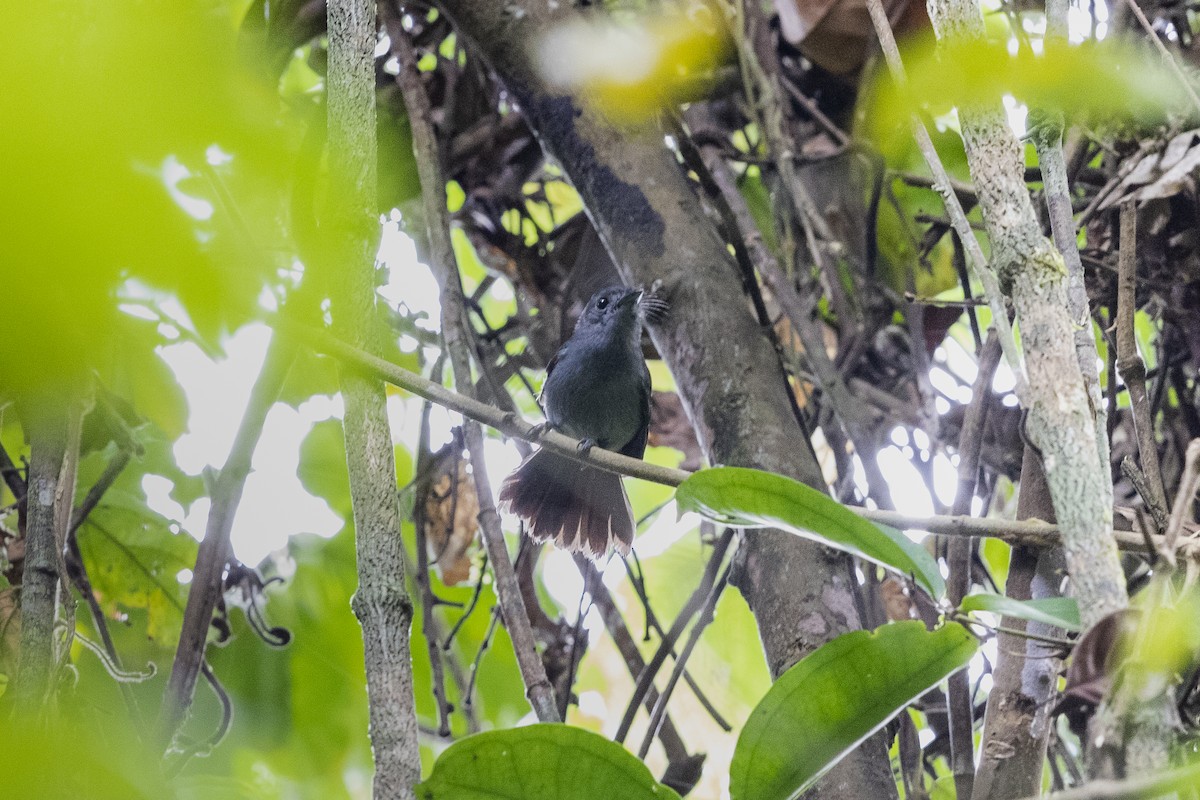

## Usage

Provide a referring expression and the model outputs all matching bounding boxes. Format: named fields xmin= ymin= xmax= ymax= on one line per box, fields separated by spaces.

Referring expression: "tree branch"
xmin=946 ymin=331 xmax=1002 ymax=800
xmin=12 ymin=410 xmax=73 ymax=718
xmin=865 ymin=0 xmax=1028 ymax=403
xmin=284 ymin=321 xmax=1199 ymax=558
xmin=1029 ymin=0 xmax=1110 ymax=498
xmin=159 ymin=336 xmax=294 ymax=745
xmin=921 ymin=0 xmax=1127 ymax=630
xmin=390 ymin=17 xmax=559 ymax=723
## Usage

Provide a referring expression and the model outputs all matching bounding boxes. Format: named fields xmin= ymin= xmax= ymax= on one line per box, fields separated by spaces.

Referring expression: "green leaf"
xmin=415 ymin=724 xmax=682 ymax=800
xmin=676 ymin=467 xmax=945 ymax=598
xmin=731 ymin=621 xmax=978 ymax=800
xmin=959 ymin=592 xmax=1082 ymax=632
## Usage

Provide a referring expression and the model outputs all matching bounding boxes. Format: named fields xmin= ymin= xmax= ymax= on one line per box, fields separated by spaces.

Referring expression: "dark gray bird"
xmin=499 ymin=286 xmax=652 ymax=558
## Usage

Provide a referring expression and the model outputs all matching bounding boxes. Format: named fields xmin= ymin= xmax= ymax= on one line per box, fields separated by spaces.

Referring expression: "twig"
xmin=896 ymin=171 xmax=978 ymax=203
xmin=637 ymin=557 xmax=733 ymax=759
xmin=159 ymin=335 xmax=294 ymax=745
xmin=49 ymin=402 xmax=85 ymax=673
xmin=443 ymin=550 xmax=488 ymax=650
xmin=413 ymin=363 xmax=454 ymax=738
xmin=615 ymin=529 xmax=735 ymax=744
xmin=865 ymin=0 xmax=1029 ymax=404
xmin=1028 ymin=45 xmax=1111 ymax=492
xmin=778 ymin=76 xmax=850 ymax=147
xmin=1115 ymin=201 xmax=1168 ymax=523
xmin=1119 ymin=458 xmax=1169 ymax=541
xmin=575 ymin=556 xmax=698 ymax=769
xmin=904 ymin=293 xmax=990 ymax=308
xmin=391 ymin=20 xmax=559 ymax=723
xmin=0 ymin=440 xmax=27 ymax=500
xmin=618 ymin=549 xmax=733 ymax=731
xmin=463 ymin=606 xmax=501 ymax=712
xmin=65 ymin=447 xmax=142 ymax=722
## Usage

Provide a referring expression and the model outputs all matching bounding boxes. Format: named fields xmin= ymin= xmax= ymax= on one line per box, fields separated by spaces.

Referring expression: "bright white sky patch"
xmin=159 ymin=323 xmax=344 ymax=564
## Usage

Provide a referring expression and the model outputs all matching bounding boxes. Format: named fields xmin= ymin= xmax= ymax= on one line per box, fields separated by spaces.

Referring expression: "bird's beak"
xmin=618 ymin=288 xmax=644 ymax=308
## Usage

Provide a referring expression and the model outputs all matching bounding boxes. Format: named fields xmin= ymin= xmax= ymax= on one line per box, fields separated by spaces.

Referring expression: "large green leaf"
xmin=731 ymin=621 xmax=978 ymax=800
xmin=676 ymin=467 xmax=945 ymax=598
xmin=959 ymin=592 xmax=1081 ymax=632
xmin=415 ymin=724 xmax=682 ymax=800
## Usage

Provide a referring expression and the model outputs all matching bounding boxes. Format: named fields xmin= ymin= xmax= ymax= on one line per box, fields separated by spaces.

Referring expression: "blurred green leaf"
xmin=0 ymin=0 xmax=294 ymax=408
xmin=415 ymin=724 xmax=682 ymax=799
xmin=676 ymin=467 xmax=945 ymax=599
xmin=298 ymin=418 xmax=353 ymax=519
xmin=959 ymin=592 xmax=1081 ymax=632
xmin=1 ymin=713 xmax=175 ymax=800
xmin=872 ymin=39 xmax=1180 ymax=141
xmin=79 ymin=499 xmax=195 ymax=644
xmin=536 ymin=10 xmax=730 ymax=125
xmin=730 ymin=621 xmax=978 ymax=800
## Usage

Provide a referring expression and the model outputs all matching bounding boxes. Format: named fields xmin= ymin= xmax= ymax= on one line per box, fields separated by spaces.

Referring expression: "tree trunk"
xmin=432 ymin=2 xmax=898 ymax=795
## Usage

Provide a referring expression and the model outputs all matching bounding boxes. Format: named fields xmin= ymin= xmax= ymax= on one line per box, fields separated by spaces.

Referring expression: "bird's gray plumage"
xmin=499 ymin=286 xmax=651 ymax=558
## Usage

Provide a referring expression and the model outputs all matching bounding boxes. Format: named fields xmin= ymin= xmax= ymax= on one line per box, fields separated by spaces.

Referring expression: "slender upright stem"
xmin=946 ymin=331 xmax=1002 ymax=800
xmin=390 ymin=19 xmax=559 ymax=722
xmin=1114 ymin=202 xmax=1167 ymax=522
xmin=13 ymin=413 xmax=70 ymax=718
xmin=326 ymin=0 xmax=424 ymax=793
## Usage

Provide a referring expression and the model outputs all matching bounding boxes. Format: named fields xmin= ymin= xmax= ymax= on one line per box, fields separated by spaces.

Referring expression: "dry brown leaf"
xmin=1102 ymin=130 xmax=1200 ymax=209
xmin=880 ymin=576 xmax=916 ymax=621
xmin=421 ymin=436 xmax=480 ymax=587
xmin=775 ymin=0 xmax=928 ymax=75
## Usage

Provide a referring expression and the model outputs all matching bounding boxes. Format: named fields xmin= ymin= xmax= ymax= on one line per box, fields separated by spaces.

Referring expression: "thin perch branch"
xmin=281 ymin=319 xmax=1199 ymax=559
xmin=945 ymin=331 xmax=1002 ymax=800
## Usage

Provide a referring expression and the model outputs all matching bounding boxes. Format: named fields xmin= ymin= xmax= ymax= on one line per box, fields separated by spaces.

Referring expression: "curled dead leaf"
xmin=1052 ymin=609 xmax=1138 ymax=737
xmin=880 ymin=576 xmax=916 ymax=621
xmin=420 ymin=431 xmax=480 ymax=587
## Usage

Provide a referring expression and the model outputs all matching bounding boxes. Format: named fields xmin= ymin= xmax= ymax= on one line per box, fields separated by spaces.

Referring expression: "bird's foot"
xmin=528 ymin=421 xmax=553 ymax=441
xmin=576 ymin=437 xmax=597 ymax=455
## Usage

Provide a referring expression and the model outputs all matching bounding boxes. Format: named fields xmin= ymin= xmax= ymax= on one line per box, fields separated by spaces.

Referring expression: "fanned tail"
xmin=498 ymin=450 xmax=634 ymax=559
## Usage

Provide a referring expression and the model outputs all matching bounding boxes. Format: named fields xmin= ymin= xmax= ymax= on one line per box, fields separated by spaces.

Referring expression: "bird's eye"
xmin=596 ymin=296 xmax=609 ymax=310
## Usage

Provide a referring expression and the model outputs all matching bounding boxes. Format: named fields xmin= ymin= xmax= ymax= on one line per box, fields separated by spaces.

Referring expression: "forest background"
xmin=3 ymin=0 xmax=1200 ymax=798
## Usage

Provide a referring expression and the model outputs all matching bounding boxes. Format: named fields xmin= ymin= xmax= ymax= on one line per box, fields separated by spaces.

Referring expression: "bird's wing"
xmin=537 ymin=345 xmax=564 ymax=412
xmin=619 ymin=362 xmax=651 ymax=460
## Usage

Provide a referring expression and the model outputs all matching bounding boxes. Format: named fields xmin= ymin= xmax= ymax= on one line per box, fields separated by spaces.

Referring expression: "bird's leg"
xmin=576 ymin=438 xmax=597 ymax=455
xmin=527 ymin=421 xmax=554 ymax=441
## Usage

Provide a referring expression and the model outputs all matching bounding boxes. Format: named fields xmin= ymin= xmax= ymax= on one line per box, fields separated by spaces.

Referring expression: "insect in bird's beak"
xmin=618 ymin=288 xmax=644 ymax=308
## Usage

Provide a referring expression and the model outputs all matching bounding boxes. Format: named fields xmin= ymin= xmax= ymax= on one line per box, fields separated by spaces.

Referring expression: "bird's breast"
xmin=542 ymin=347 xmax=645 ymax=449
